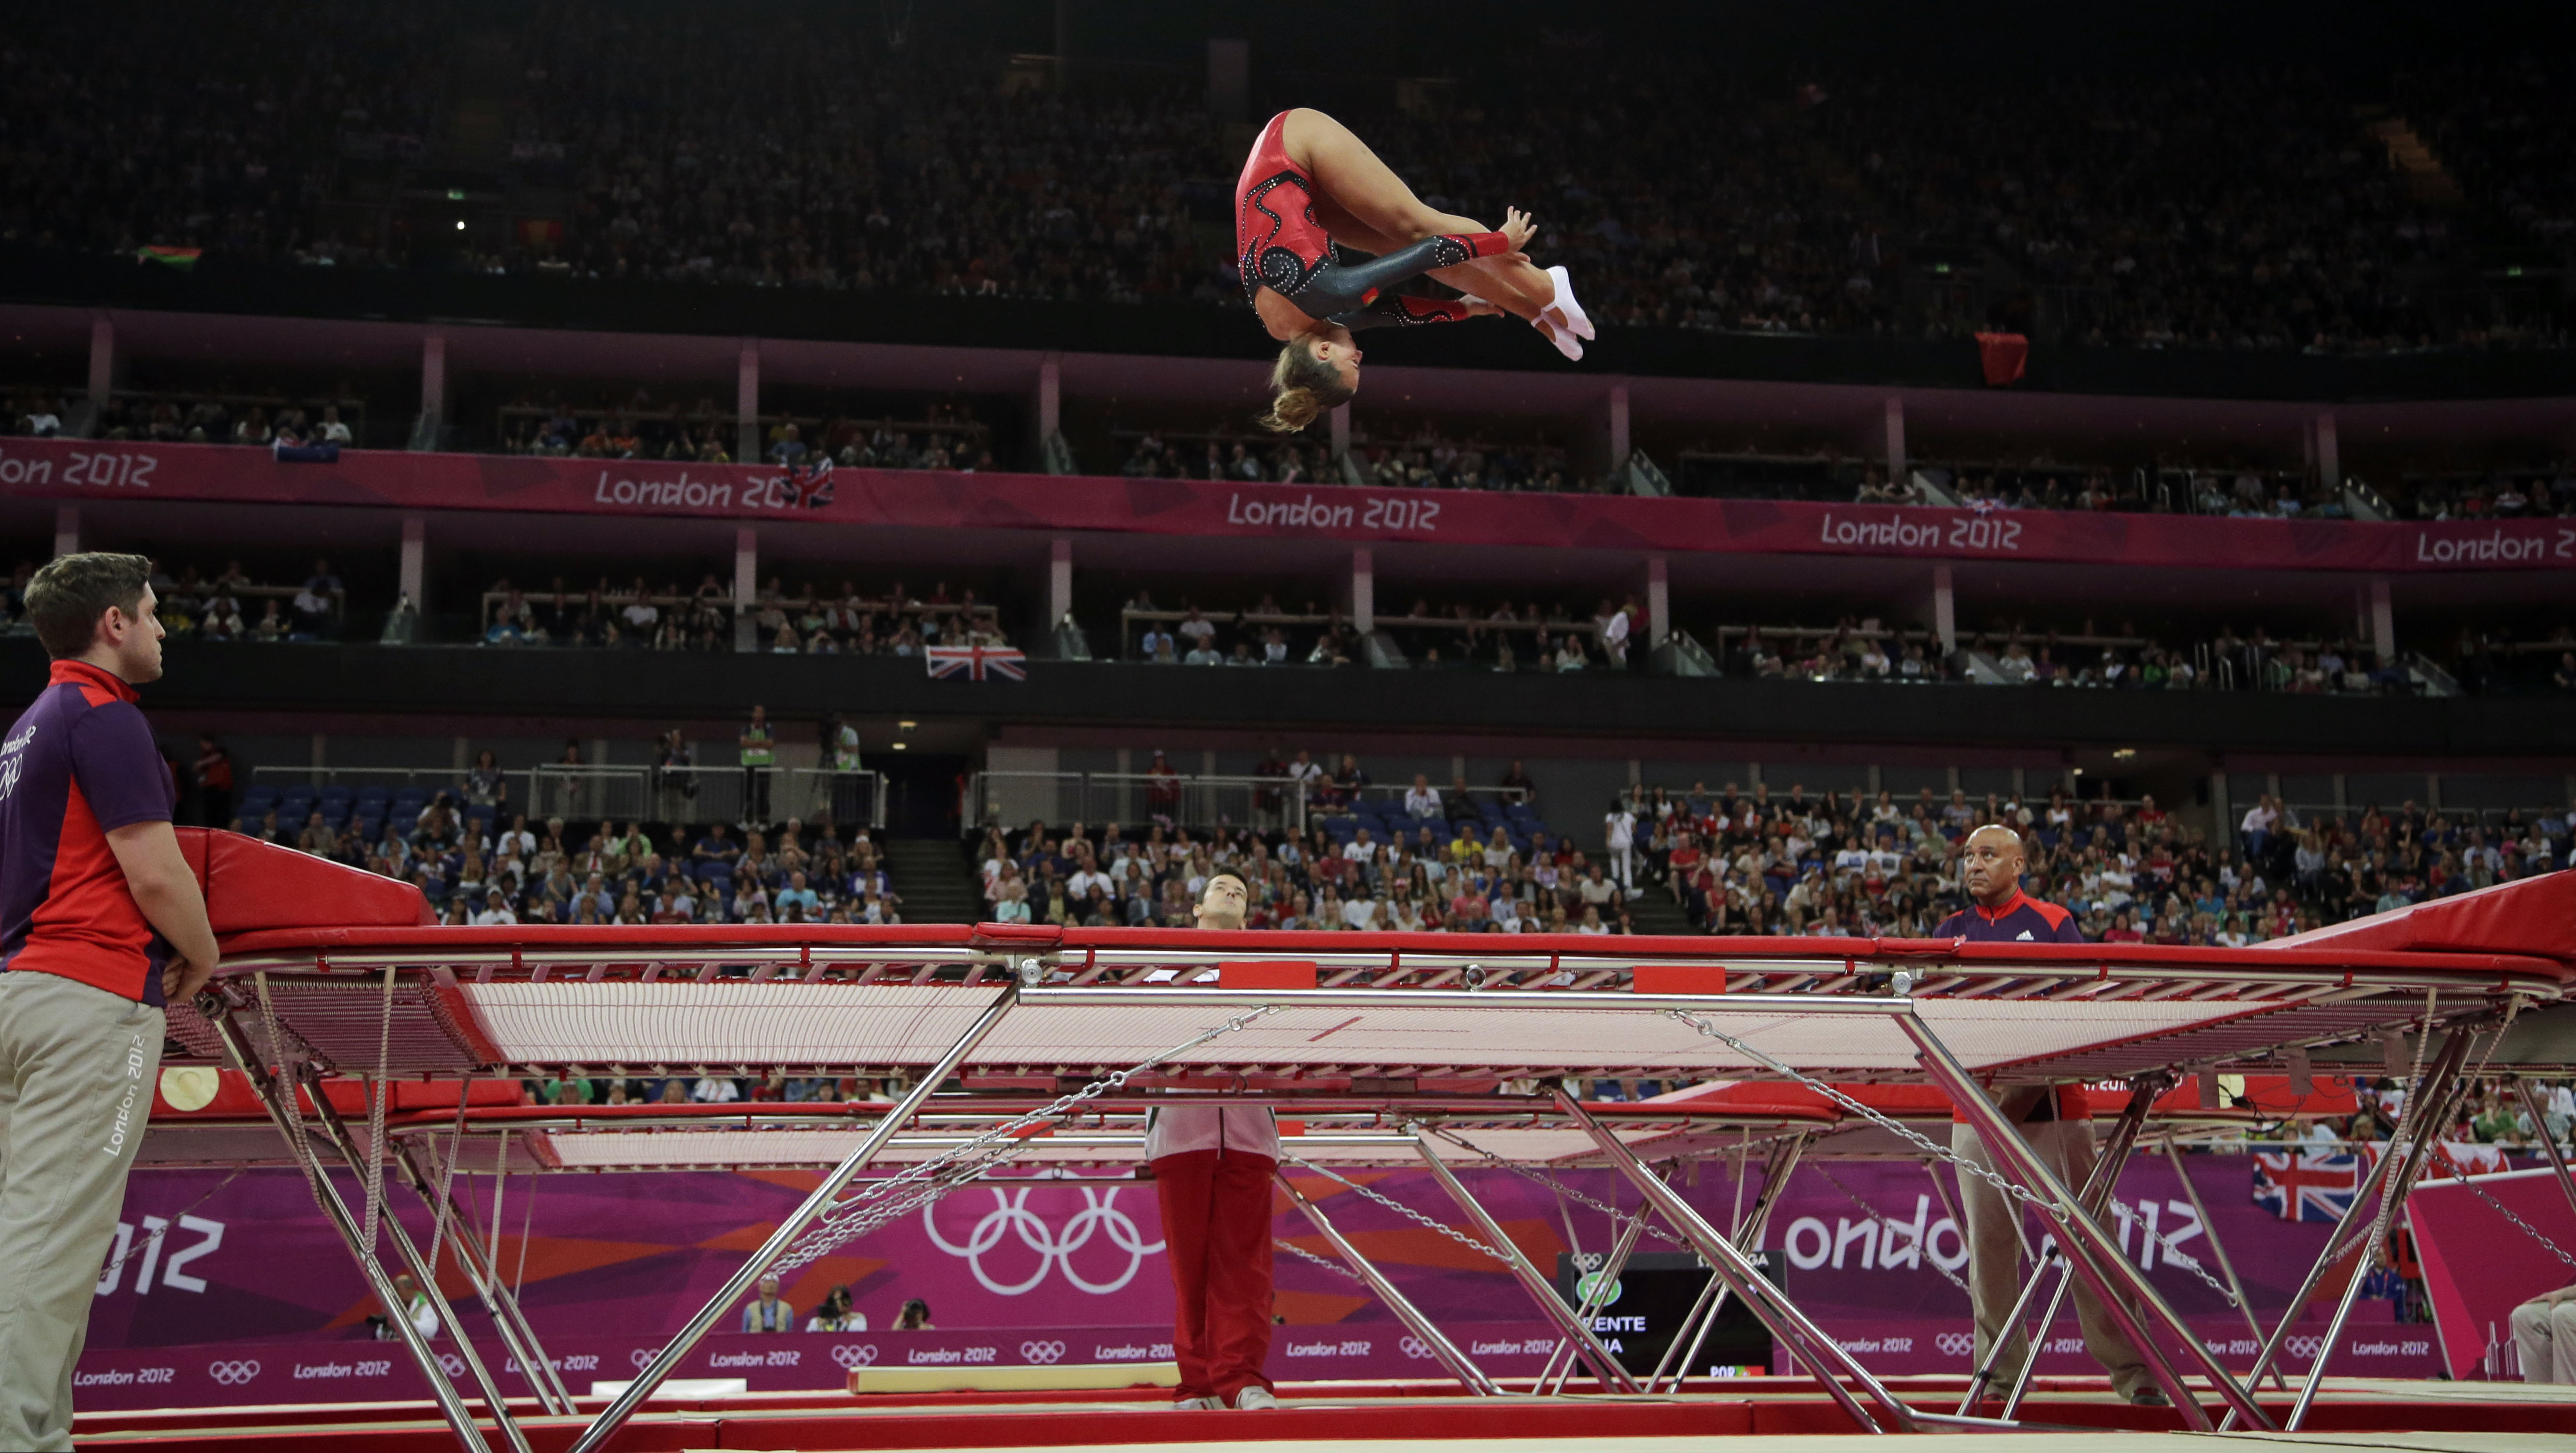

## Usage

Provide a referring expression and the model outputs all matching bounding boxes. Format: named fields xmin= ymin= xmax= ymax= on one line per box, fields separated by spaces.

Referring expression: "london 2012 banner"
xmin=70 ymin=1154 xmax=2446 ymax=1409
xmin=0 ymin=437 xmax=2565 ymax=573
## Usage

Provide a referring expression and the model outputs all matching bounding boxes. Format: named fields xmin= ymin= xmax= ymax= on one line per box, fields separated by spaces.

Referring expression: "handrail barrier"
xmin=249 ymin=764 xmax=883 ymax=831
xmin=968 ymin=771 xmax=1307 ymax=836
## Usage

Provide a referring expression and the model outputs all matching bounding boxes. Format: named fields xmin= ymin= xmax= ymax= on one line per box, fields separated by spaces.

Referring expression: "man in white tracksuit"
xmin=1147 ymin=872 xmax=1281 ymax=1413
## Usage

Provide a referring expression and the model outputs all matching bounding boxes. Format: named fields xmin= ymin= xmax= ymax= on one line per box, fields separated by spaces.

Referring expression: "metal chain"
xmin=2337 ymin=994 xmax=2446 ymax=1278
xmin=97 ymin=1168 xmax=244 ymax=1284
xmin=1280 ymin=1156 xmax=1511 ymax=1266
xmin=361 ymin=965 xmax=397 ymax=1255
xmin=1663 ymin=1009 xmax=2240 ymax=1307
xmin=1275 ymin=1236 xmax=1367 ymax=1284
xmin=774 ymin=1004 xmax=1283 ymax=1273
xmin=2436 ymin=1158 xmax=2576 ymax=1271
xmin=1661 ymin=1008 xmax=2062 ymax=1216
xmin=1429 ymin=1126 xmax=1693 ymax=1251
xmin=1811 ymin=1163 xmax=1972 ymax=1295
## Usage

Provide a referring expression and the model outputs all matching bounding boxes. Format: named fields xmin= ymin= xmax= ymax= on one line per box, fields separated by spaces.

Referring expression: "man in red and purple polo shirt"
xmin=0 ymin=553 xmax=218 ymax=1450
xmin=1938 ymin=825 xmax=2159 ymax=1407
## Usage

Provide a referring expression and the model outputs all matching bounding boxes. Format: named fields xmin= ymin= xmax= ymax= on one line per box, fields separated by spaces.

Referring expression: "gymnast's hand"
xmin=1499 ymin=206 xmax=1538 ymax=257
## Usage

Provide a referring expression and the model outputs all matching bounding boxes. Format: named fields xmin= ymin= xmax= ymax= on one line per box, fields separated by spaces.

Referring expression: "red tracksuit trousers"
xmin=1152 ymin=1148 xmax=1277 ymax=1402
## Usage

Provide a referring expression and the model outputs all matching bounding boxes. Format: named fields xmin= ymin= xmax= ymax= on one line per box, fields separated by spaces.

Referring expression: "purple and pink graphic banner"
xmin=1 ymin=437 xmax=2565 ymax=572
xmin=76 ymin=1151 xmax=2487 ymax=1410
xmin=2409 ymin=1167 xmax=2576 ymax=1379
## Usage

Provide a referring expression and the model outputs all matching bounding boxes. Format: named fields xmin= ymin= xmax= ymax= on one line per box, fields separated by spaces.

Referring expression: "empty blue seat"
xmin=318 ymin=783 xmax=355 ymax=802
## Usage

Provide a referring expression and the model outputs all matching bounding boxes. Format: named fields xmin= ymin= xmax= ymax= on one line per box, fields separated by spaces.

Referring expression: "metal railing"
xmin=624 ymin=766 xmax=887 ymax=830
xmin=250 ymin=765 xmax=518 ymax=794
xmin=249 ymin=764 xmax=882 ymax=830
xmin=968 ymin=772 xmax=1307 ymax=836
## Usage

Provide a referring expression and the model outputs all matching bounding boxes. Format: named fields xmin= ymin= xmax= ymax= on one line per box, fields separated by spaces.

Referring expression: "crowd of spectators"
xmin=978 ymin=752 xmax=1620 ymax=934
xmin=232 ymin=774 xmax=902 ymax=929
xmin=1120 ymin=589 xmax=1640 ymax=671
xmin=976 ymin=748 xmax=2572 ymax=945
xmin=2398 ymin=468 xmax=2576 ymax=520
xmin=1112 ymin=426 xmax=1598 ymax=494
xmin=0 ymin=557 xmax=349 ymax=643
xmin=1716 ymin=618 xmax=2422 ymax=695
xmin=0 ymin=1 xmax=445 ymax=267
xmin=497 ymin=394 xmax=993 ymax=470
xmin=1635 ymin=781 xmax=2570 ymax=944
xmin=482 ymin=575 xmax=1010 ymax=657
xmin=5 ymin=389 xmax=69 ymax=438
xmin=8 ymin=4 xmax=2568 ymax=355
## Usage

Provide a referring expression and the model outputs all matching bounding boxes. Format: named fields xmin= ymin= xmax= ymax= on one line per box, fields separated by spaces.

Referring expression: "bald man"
xmin=1937 ymin=826 xmax=2160 ymax=1406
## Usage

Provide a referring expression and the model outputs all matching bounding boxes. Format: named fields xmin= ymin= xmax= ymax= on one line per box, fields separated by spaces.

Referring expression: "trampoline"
xmin=138 ymin=835 xmax=2576 ymax=1449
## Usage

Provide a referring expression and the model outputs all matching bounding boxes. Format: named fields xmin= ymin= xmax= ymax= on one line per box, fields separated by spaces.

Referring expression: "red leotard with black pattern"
xmin=1235 ymin=112 xmax=1334 ymax=300
xmin=1235 ymin=111 xmax=1510 ymax=321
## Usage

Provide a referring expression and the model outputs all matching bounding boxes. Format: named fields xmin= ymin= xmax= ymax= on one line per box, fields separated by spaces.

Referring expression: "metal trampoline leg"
xmin=2515 ymin=1076 xmax=2576 ymax=1223
xmin=1540 ymin=1196 xmax=1652 ymax=1394
xmin=395 ymin=1143 xmax=576 ymax=1415
xmin=2159 ymin=1135 xmax=2275 ymax=1390
xmin=297 ymin=1074 xmax=535 ymax=1453
xmin=391 ymin=1138 xmax=574 ymax=1412
xmin=1407 ymin=1135 xmax=1641 ymax=1395
xmin=2286 ymin=1033 xmax=2482 ymax=1432
xmin=1902 ymin=1017 xmax=2273 ymax=1434
xmin=566 ymin=985 xmax=1018 ymax=1453
xmin=1649 ymin=1133 xmax=1807 ymax=1393
xmin=2223 ymin=1029 xmax=2473 ymax=1429
xmin=208 ymin=1008 xmax=497 ymax=1453
xmin=1557 ymin=1090 xmax=1913 ymax=1433
xmin=1991 ymin=1078 xmax=2160 ymax=1420
xmin=1277 ymin=1172 xmax=1499 ymax=1395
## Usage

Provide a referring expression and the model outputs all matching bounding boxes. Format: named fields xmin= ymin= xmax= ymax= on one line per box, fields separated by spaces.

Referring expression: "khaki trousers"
xmin=1950 ymin=1117 xmax=2153 ymax=1400
xmin=0 ymin=971 xmax=164 ymax=1451
xmin=2513 ymin=1284 xmax=2576 ymax=1383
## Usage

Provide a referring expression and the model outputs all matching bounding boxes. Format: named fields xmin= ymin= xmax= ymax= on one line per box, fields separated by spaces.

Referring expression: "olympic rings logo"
xmin=207 ymin=1359 xmax=262 ymax=1386
xmin=832 ymin=1343 xmax=880 ymax=1370
xmin=1399 ymin=1336 xmax=1433 ymax=1361
xmin=437 ymin=1353 xmax=468 ymax=1378
xmin=923 ymin=1187 xmax=1165 ymax=1296
xmin=630 ymin=1346 xmax=663 ymax=1370
xmin=2286 ymin=1335 xmax=2325 ymax=1361
xmin=1020 ymin=1340 xmax=1068 ymax=1365
xmin=1936 ymin=1332 xmax=1976 ymax=1358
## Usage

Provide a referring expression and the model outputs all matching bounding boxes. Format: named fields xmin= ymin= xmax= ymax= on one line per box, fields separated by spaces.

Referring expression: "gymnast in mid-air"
xmin=1239 ymin=107 xmax=1592 ymax=432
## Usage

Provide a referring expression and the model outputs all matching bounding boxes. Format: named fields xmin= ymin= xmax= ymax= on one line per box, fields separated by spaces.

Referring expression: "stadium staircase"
xmin=1623 ymin=880 xmax=1695 ymax=937
xmin=885 ymin=836 xmax=985 ymax=924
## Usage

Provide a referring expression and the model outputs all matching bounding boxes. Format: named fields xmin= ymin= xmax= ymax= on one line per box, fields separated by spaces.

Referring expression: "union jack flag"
xmin=791 ymin=459 xmax=835 ymax=510
xmin=923 ymin=645 xmax=1026 ymax=681
xmin=2252 ymin=1146 xmax=2369 ymax=1222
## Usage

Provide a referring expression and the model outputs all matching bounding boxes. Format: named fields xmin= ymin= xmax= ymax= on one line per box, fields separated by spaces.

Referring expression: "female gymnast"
xmin=1238 ymin=107 xmax=1592 ymax=433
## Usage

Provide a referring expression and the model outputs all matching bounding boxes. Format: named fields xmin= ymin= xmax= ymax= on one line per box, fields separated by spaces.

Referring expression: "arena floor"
xmin=65 ymin=1376 xmax=2576 ymax=1451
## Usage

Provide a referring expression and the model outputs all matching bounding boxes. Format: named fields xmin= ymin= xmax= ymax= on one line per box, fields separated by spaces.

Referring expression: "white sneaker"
xmin=1231 ymin=1386 xmax=1280 ymax=1410
xmin=1542 ymin=264 xmax=1595 ymax=340
xmin=1173 ymin=1396 xmax=1220 ymax=1410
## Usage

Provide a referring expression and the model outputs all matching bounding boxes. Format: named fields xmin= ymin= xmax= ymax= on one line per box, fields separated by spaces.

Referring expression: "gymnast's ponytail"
xmin=1259 ymin=339 xmax=1356 ymax=434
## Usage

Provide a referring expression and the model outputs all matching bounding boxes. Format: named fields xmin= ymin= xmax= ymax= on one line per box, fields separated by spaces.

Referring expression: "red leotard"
xmin=1235 ymin=111 xmax=1510 ymax=321
xmin=1236 ymin=112 xmax=1335 ymax=301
